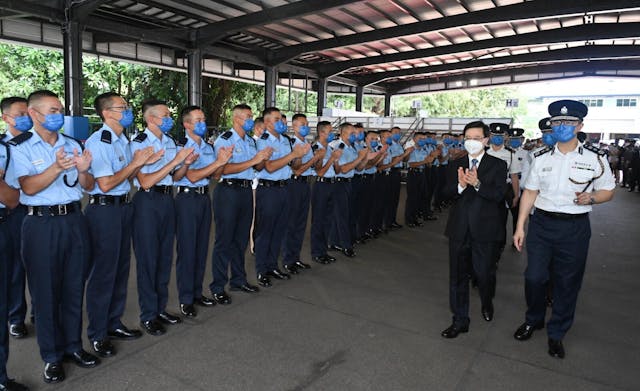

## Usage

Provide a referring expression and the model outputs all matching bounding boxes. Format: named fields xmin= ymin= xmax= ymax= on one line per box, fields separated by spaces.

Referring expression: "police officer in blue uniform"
xmin=130 ymin=99 xmax=196 ymax=336
xmin=388 ymin=127 xmax=405 ymax=229
xmin=84 ymin=92 xmax=154 ymax=357
xmin=210 ymin=104 xmax=270 ymax=304
xmin=6 ymin=90 xmax=98 ymax=383
xmin=0 ymin=126 xmax=28 ymax=391
xmin=254 ymin=107 xmax=309 ymax=287
xmin=405 ymin=133 xmax=427 ymax=227
xmin=282 ymin=113 xmax=323 ymax=274
xmin=173 ymin=105 xmax=232 ymax=318
xmin=0 ymin=97 xmax=31 ymax=340
xmin=513 ymin=100 xmax=616 ymax=359
xmin=357 ymin=131 xmax=386 ymax=241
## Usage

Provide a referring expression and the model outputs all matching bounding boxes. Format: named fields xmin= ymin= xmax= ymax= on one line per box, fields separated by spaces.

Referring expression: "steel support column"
xmin=316 ymin=77 xmax=327 ymax=116
xmin=265 ymin=66 xmax=278 ymax=108
xmin=187 ymin=49 xmax=203 ymax=106
xmin=355 ymin=85 xmax=364 ymax=112
xmin=384 ymin=93 xmax=392 ymax=116
xmin=63 ymin=20 xmax=83 ymax=116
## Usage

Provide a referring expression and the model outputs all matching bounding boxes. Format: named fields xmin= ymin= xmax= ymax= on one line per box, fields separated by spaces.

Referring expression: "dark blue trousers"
xmin=22 ymin=211 xmax=89 ymax=363
xmin=332 ymin=181 xmax=352 ymax=249
xmin=85 ymin=201 xmax=133 ymax=341
xmin=525 ymin=212 xmax=590 ymax=340
xmin=405 ymin=171 xmax=424 ymax=224
xmin=255 ymin=185 xmax=289 ymax=274
xmin=282 ymin=179 xmax=310 ymax=266
xmin=175 ymin=191 xmax=212 ymax=304
xmin=349 ymin=176 xmax=363 ymax=245
xmin=310 ymin=181 xmax=334 ymax=258
xmin=357 ymin=175 xmax=375 ymax=237
xmin=424 ymin=167 xmax=435 ymax=215
xmin=1 ymin=216 xmax=10 ymax=384
xmin=372 ymin=173 xmax=387 ymax=231
xmin=7 ymin=205 xmax=27 ymax=325
xmin=132 ymin=191 xmax=175 ymax=322
xmin=388 ymin=169 xmax=402 ymax=224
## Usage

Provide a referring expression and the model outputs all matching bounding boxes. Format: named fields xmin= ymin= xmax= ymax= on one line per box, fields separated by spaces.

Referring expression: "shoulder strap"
xmin=584 ymin=143 xmax=607 ymax=157
xmin=100 ymin=129 xmax=112 ymax=144
xmin=177 ymin=137 xmax=188 ymax=147
xmin=7 ymin=131 xmax=32 ymax=146
xmin=133 ymin=132 xmax=148 ymax=143
xmin=62 ymin=133 xmax=85 ymax=151
xmin=534 ymin=146 xmax=552 ymax=158
xmin=220 ymin=131 xmax=232 ymax=140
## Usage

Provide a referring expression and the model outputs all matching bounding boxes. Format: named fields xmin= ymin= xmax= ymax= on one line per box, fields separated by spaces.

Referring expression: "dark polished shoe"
xmin=92 ymin=339 xmax=116 ymax=358
xmin=43 ymin=362 xmax=65 ymax=383
xmin=513 ymin=322 xmax=544 ymax=341
xmin=390 ymin=222 xmax=403 ymax=229
xmin=328 ymin=244 xmax=343 ymax=252
xmin=9 ymin=323 xmax=27 ymax=339
xmin=406 ymin=222 xmax=418 ymax=228
xmin=108 ymin=326 xmax=142 ymax=340
xmin=341 ymin=248 xmax=356 ymax=258
xmin=230 ymin=283 xmax=260 ymax=293
xmin=294 ymin=260 xmax=311 ymax=269
xmin=548 ymin=338 xmax=565 ymax=359
xmin=257 ymin=274 xmax=272 ymax=287
xmin=0 ymin=379 xmax=30 ymax=390
xmin=195 ymin=295 xmax=216 ymax=307
xmin=546 ymin=296 xmax=554 ymax=307
xmin=180 ymin=304 xmax=197 ymax=318
xmin=213 ymin=292 xmax=232 ymax=304
xmin=325 ymin=254 xmax=337 ymax=263
xmin=267 ymin=269 xmax=290 ymax=280
xmin=158 ymin=312 xmax=182 ymax=325
xmin=441 ymin=324 xmax=469 ymax=339
xmin=64 ymin=350 xmax=101 ymax=368
xmin=283 ymin=264 xmax=299 ymax=274
xmin=313 ymin=255 xmax=330 ymax=264
xmin=481 ymin=305 xmax=494 ymax=322
xmin=140 ymin=319 xmax=166 ymax=336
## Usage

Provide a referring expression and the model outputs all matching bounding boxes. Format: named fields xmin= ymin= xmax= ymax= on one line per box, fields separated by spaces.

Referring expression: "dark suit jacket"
xmin=444 ymin=154 xmax=508 ymax=242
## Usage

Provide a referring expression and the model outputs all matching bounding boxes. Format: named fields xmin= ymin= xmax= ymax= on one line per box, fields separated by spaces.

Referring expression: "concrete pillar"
xmin=63 ymin=20 xmax=83 ymax=116
xmin=355 ymin=85 xmax=364 ymax=112
xmin=317 ymin=77 xmax=327 ymax=116
xmin=187 ymin=49 xmax=203 ymax=106
xmin=384 ymin=93 xmax=392 ymax=116
xmin=264 ymin=66 xmax=278 ymax=108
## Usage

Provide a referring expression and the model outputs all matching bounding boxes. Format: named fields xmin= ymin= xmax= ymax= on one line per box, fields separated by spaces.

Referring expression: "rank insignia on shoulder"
xmin=220 ymin=131 xmax=232 ymax=140
xmin=583 ymin=143 xmax=606 ymax=156
xmin=260 ymin=132 xmax=270 ymax=140
xmin=133 ymin=133 xmax=148 ymax=143
xmin=100 ymin=130 xmax=112 ymax=144
xmin=62 ymin=134 xmax=85 ymax=151
xmin=177 ymin=137 xmax=188 ymax=147
xmin=7 ymin=132 xmax=32 ymax=146
xmin=534 ymin=146 xmax=552 ymax=158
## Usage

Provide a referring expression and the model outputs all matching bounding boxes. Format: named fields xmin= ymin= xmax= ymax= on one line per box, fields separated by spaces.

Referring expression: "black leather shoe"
xmin=9 ymin=323 xmax=27 ymax=339
xmin=313 ymin=255 xmax=330 ymax=264
xmin=213 ymin=292 xmax=232 ymax=304
xmin=43 ymin=362 xmax=65 ymax=383
xmin=548 ymin=338 xmax=565 ymax=359
xmin=390 ymin=222 xmax=403 ymax=229
xmin=441 ymin=324 xmax=469 ymax=339
xmin=92 ymin=339 xmax=116 ymax=358
xmin=140 ymin=319 xmax=166 ymax=336
xmin=0 ymin=379 xmax=30 ymax=390
xmin=328 ymin=245 xmax=343 ymax=252
xmin=341 ymin=248 xmax=356 ymax=258
xmin=294 ymin=260 xmax=311 ymax=269
xmin=325 ymin=254 xmax=337 ymax=263
xmin=267 ymin=269 xmax=290 ymax=280
xmin=64 ymin=350 xmax=101 ymax=368
xmin=513 ymin=322 xmax=544 ymax=341
xmin=108 ymin=326 xmax=142 ymax=340
xmin=180 ymin=304 xmax=197 ymax=318
xmin=481 ymin=305 xmax=494 ymax=322
xmin=195 ymin=296 xmax=216 ymax=307
xmin=406 ymin=222 xmax=418 ymax=228
xmin=230 ymin=283 xmax=260 ymax=293
xmin=158 ymin=312 xmax=182 ymax=325
xmin=257 ymin=274 xmax=272 ymax=287
xmin=283 ymin=264 xmax=299 ymax=274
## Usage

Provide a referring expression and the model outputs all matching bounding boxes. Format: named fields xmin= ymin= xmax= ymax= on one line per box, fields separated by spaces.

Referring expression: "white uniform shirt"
xmin=486 ymin=145 xmax=521 ymax=179
xmin=525 ymin=143 xmax=615 ymax=214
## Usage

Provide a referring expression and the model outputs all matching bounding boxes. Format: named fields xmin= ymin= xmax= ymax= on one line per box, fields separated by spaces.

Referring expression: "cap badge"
xmin=560 ymin=106 xmax=568 ymax=115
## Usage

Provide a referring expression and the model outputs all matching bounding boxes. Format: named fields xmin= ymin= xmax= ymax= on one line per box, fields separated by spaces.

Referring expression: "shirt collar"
xmin=30 ymin=129 xmax=65 ymax=148
xmin=468 ymin=151 xmax=485 ymax=165
xmin=144 ymin=128 xmax=161 ymax=144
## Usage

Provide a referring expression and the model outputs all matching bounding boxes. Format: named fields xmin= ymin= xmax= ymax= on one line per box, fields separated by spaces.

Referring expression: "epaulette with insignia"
xmin=100 ymin=130 xmax=112 ymax=144
xmin=534 ymin=146 xmax=552 ymax=158
xmin=7 ymin=132 xmax=32 ymax=146
xmin=62 ymin=134 xmax=85 ymax=151
xmin=164 ymin=134 xmax=176 ymax=146
xmin=220 ymin=131 xmax=232 ymax=140
xmin=260 ymin=132 xmax=270 ymax=140
xmin=133 ymin=133 xmax=147 ymax=143
xmin=283 ymin=134 xmax=295 ymax=148
xmin=584 ymin=143 xmax=606 ymax=156
xmin=177 ymin=137 xmax=188 ymax=147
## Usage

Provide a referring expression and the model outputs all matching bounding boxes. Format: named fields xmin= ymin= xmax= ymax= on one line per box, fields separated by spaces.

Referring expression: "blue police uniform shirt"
xmin=130 ymin=128 xmax=177 ymax=188
xmin=215 ymin=128 xmax=256 ymax=180
xmin=174 ymin=134 xmax=216 ymax=187
xmin=390 ymin=141 xmax=404 ymax=168
xmin=354 ymin=140 xmax=366 ymax=174
xmin=381 ymin=147 xmax=392 ymax=172
xmin=292 ymin=135 xmax=315 ymax=176
xmin=441 ymin=145 xmax=449 ymax=166
xmin=84 ymin=124 xmax=132 ymax=196
xmin=335 ymin=140 xmax=358 ymax=178
xmin=0 ymin=140 xmax=9 ymax=209
xmin=6 ymin=130 xmax=86 ymax=205
xmin=256 ymin=131 xmax=292 ymax=180
xmin=316 ymin=142 xmax=336 ymax=178
xmin=408 ymin=144 xmax=427 ymax=167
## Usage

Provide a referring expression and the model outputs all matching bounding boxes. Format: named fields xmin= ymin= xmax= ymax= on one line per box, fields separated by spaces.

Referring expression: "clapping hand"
xmin=55 ymin=147 xmax=76 ymax=171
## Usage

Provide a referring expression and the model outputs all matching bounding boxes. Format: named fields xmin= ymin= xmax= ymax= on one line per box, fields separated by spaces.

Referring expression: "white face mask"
xmin=464 ymin=139 xmax=484 ymax=155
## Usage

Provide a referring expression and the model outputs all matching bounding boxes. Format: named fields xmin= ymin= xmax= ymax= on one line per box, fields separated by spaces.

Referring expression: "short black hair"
xmin=254 ymin=116 xmax=264 ymax=126
xmin=141 ymin=99 xmax=166 ymax=116
xmin=262 ymin=107 xmax=281 ymax=117
xmin=292 ymin=113 xmax=307 ymax=122
xmin=27 ymin=90 xmax=59 ymax=107
xmin=338 ymin=122 xmax=353 ymax=134
xmin=390 ymin=126 xmax=401 ymax=131
xmin=354 ymin=122 xmax=364 ymax=129
xmin=180 ymin=105 xmax=202 ymax=123
xmin=232 ymin=103 xmax=252 ymax=112
xmin=365 ymin=130 xmax=379 ymax=137
xmin=317 ymin=121 xmax=331 ymax=133
xmin=1 ymin=96 xmax=28 ymax=114
xmin=463 ymin=121 xmax=490 ymax=137
xmin=94 ymin=92 xmax=122 ymax=120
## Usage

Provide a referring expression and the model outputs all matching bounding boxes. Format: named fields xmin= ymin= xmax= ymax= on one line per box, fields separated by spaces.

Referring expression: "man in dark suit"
xmin=441 ymin=121 xmax=507 ymax=338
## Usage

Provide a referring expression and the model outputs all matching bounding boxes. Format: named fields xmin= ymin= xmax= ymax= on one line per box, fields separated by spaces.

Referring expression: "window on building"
xmin=579 ymin=99 xmax=604 ymax=107
xmin=616 ymin=98 xmax=637 ymax=107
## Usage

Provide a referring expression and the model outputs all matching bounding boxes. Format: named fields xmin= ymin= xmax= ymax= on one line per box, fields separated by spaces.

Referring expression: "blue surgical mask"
xmin=425 ymin=137 xmax=434 ymax=145
xmin=118 ymin=109 xmax=134 ymax=128
xmin=417 ymin=139 xmax=427 ymax=147
xmin=159 ymin=116 xmax=174 ymax=133
xmin=385 ymin=137 xmax=393 ymax=145
xmin=327 ymin=132 xmax=335 ymax=143
xmin=299 ymin=125 xmax=310 ymax=137
xmin=490 ymin=135 xmax=504 ymax=146
xmin=510 ymin=139 xmax=522 ymax=149
xmin=551 ymin=124 xmax=576 ymax=143
xmin=392 ymin=133 xmax=401 ymax=142
xmin=357 ymin=131 xmax=365 ymax=141
xmin=13 ymin=115 xmax=33 ymax=132
xmin=242 ymin=118 xmax=254 ymax=132
xmin=444 ymin=138 xmax=454 ymax=145
xmin=370 ymin=140 xmax=379 ymax=149
xmin=194 ymin=121 xmax=207 ymax=137
xmin=542 ymin=132 xmax=556 ymax=147
xmin=41 ymin=113 xmax=64 ymax=132
xmin=348 ymin=133 xmax=356 ymax=144
xmin=275 ymin=120 xmax=287 ymax=134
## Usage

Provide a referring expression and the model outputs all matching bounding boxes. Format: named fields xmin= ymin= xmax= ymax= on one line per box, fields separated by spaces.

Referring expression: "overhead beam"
xmin=317 ymin=22 xmax=640 ymax=77
xmin=196 ymin=0 xmax=362 ymax=49
xmin=68 ymin=0 xmax=111 ymax=21
xmin=266 ymin=0 xmax=640 ymax=65
xmin=355 ymin=45 xmax=640 ymax=86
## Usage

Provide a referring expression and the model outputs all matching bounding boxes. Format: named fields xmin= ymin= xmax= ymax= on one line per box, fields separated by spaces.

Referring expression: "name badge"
xmin=542 ymin=166 xmax=552 ymax=172
xmin=32 ymin=159 xmax=45 ymax=166
xmin=118 ymin=155 xmax=125 ymax=162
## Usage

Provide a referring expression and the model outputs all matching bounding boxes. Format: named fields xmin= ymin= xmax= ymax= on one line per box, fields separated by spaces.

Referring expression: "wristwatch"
xmin=589 ymin=196 xmax=596 ymax=205
xmin=473 ymin=180 xmax=481 ymax=191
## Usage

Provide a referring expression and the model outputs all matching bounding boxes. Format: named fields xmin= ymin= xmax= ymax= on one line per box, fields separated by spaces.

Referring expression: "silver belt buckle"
xmin=57 ymin=204 xmax=68 ymax=215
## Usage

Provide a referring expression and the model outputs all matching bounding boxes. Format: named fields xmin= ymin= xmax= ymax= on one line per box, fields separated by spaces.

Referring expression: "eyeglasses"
xmin=464 ymin=137 xmax=485 ymax=141
xmin=108 ymin=105 xmax=130 ymax=111
xmin=550 ymin=120 xmax=579 ymax=126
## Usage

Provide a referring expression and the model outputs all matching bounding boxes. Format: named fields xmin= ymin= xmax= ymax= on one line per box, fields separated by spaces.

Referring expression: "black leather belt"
xmin=362 ymin=173 xmax=375 ymax=179
xmin=354 ymin=174 xmax=363 ymax=178
xmin=291 ymin=175 xmax=313 ymax=182
xmin=220 ymin=178 xmax=252 ymax=188
xmin=27 ymin=201 xmax=81 ymax=217
xmin=141 ymin=185 xmax=172 ymax=194
xmin=537 ymin=209 xmax=588 ymax=220
xmin=409 ymin=168 xmax=424 ymax=173
xmin=10 ymin=204 xmax=27 ymax=214
xmin=89 ymin=194 xmax=131 ymax=206
xmin=391 ymin=167 xmax=402 ymax=171
xmin=258 ymin=179 xmax=289 ymax=187
xmin=316 ymin=177 xmax=336 ymax=183
xmin=336 ymin=177 xmax=352 ymax=183
xmin=177 ymin=185 xmax=209 ymax=195
xmin=0 ymin=208 xmax=7 ymax=222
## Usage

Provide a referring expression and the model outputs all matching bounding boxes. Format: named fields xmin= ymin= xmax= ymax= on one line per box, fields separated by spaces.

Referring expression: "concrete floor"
xmin=6 ymin=186 xmax=640 ymax=391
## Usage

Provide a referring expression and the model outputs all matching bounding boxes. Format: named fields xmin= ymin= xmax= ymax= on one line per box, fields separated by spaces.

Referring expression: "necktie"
xmin=471 ymin=158 xmax=478 ymax=169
